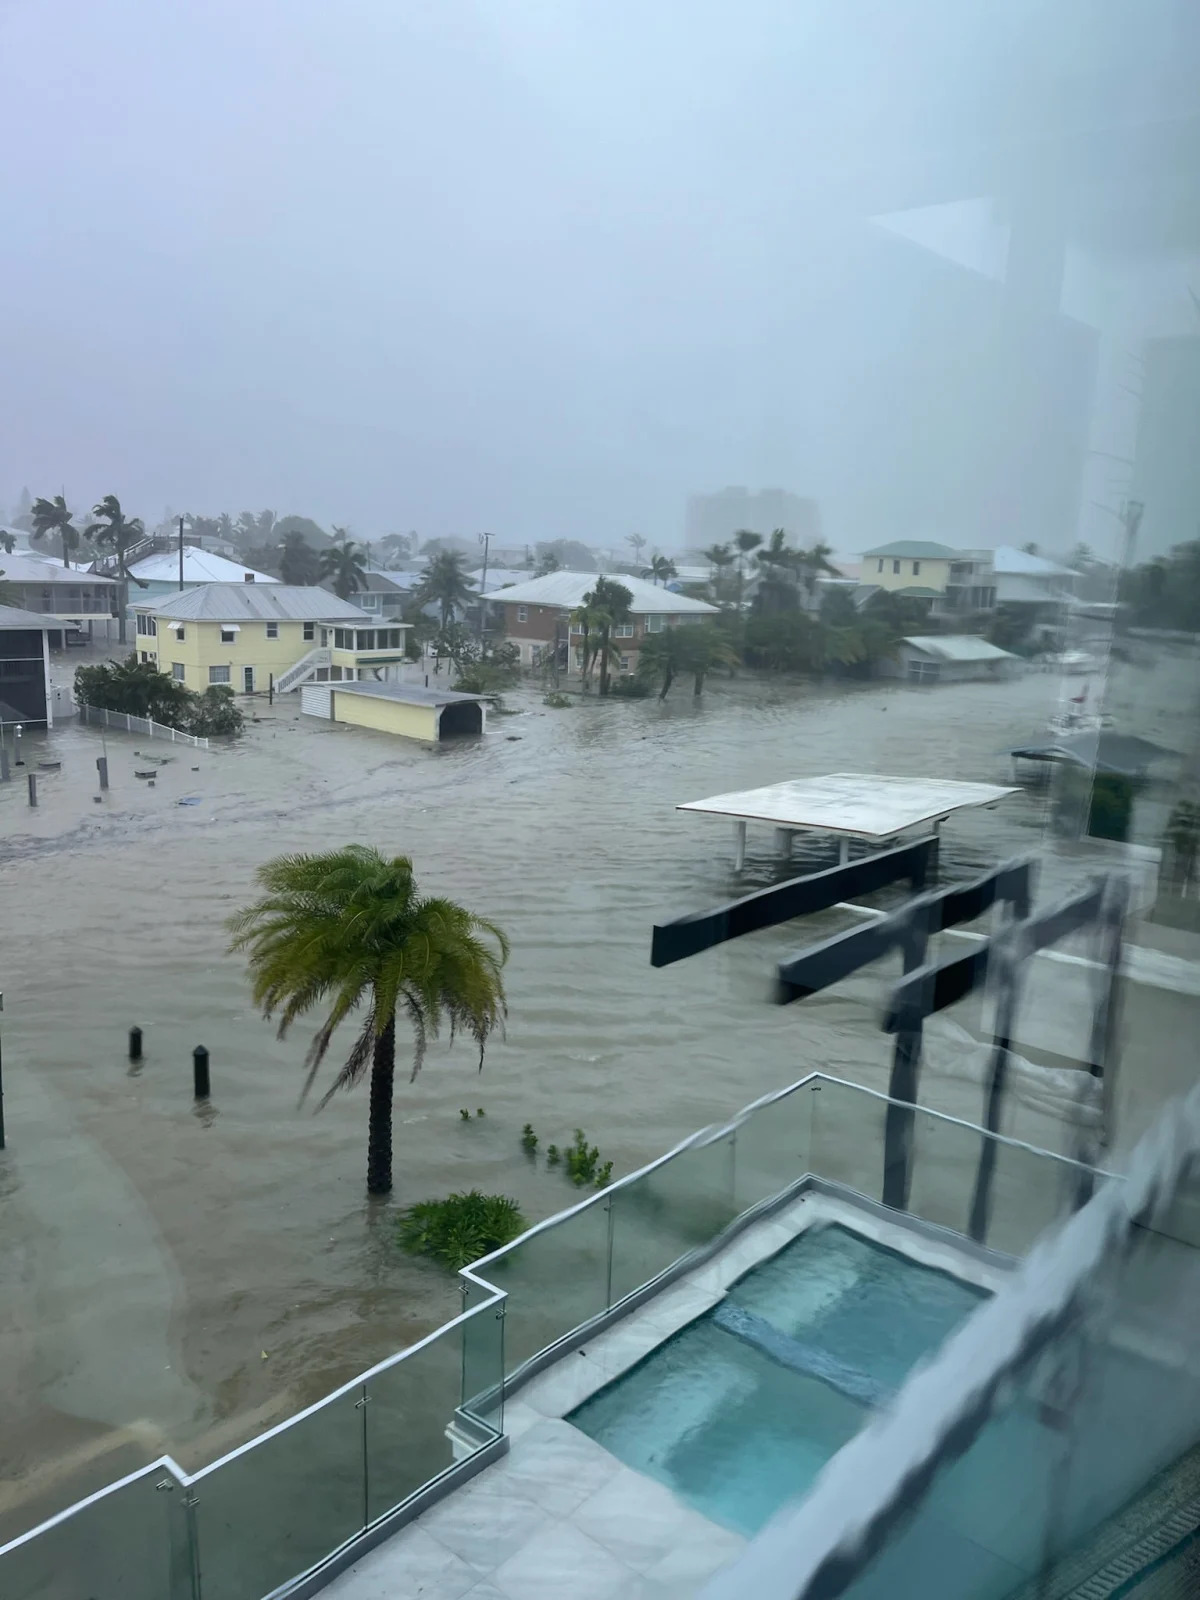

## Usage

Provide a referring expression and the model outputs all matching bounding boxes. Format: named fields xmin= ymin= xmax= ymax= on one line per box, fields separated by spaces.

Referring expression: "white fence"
xmin=77 ymin=702 xmax=210 ymax=749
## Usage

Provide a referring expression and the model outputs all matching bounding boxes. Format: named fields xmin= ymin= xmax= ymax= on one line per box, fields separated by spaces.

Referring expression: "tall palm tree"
xmin=228 ymin=847 xmax=508 ymax=1195
xmin=319 ymin=536 xmax=368 ymax=600
xmin=754 ymin=529 xmax=802 ymax=613
xmin=416 ymin=550 xmax=474 ymax=629
xmin=732 ymin=529 xmax=762 ymax=611
xmin=280 ymin=530 xmax=320 ymax=586
xmin=796 ymin=540 xmax=839 ymax=598
xmin=626 ymin=533 xmax=647 ymax=565
xmin=644 ymin=555 xmax=678 ymax=587
xmin=582 ymin=576 xmax=633 ymax=696
xmin=86 ymin=494 xmax=148 ymax=643
xmin=570 ymin=598 xmax=598 ymax=688
xmin=0 ymin=531 xmax=15 ymax=555
xmin=703 ymin=543 xmax=733 ymax=578
xmin=31 ymin=494 xmax=85 ymax=567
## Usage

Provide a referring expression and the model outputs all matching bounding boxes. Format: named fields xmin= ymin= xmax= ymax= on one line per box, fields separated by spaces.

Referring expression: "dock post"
xmin=193 ymin=1045 xmax=210 ymax=1100
xmin=97 ymin=756 xmax=109 ymax=790
xmin=775 ymin=827 xmax=792 ymax=863
xmin=26 ymin=773 xmax=37 ymax=807
xmin=0 ymin=744 xmax=9 ymax=782
xmin=838 ymin=836 xmax=850 ymax=865
xmin=733 ymin=820 xmax=747 ymax=872
xmin=129 ymin=1027 xmax=143 ymax=1061
xmin=268 ymin=673 xmax=274 ymax=706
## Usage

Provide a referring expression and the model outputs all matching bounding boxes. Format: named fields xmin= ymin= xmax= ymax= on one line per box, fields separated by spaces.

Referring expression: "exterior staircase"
xmin=274 ymin=648 xmax=332 ymax=694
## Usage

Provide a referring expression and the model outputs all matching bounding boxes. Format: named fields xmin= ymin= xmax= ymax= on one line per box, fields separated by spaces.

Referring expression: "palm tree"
xmin=570 ymin=597 xmax=598 ymax=689
xmin=703 ymin=543 xmax=733 ymax=578
xmin=626 ymin=533 xmax=647 ymax=566
xmin=416 ymin=550 xmax=474 ymax=629
xmin=732 ymin=529 xmax=762 ymax=611
xmin=796 ymin=540 xmax=839 ymax=598
xmin=228 ymin=847 xmax=508 ymax=1195
xmin=31 ymin=494 xmax=85 ymax=567
xmin=754 ymin=529 xmax=803 ymax=614
xmin=280 ymin=530 xmax=320 ymax=586
xmin=638 ymin=627 xmax=737 ymax=698
xmin=644 ymin=555 xmax=678 ymax=587
xmin=215 ymin=512 xmax=236 ymax=543
xmin=319 ymin=536 xmax=368 ymax=600
xmin=581 ymin=576 xmax=633 ymax=696
xmin=86 ymin=495 xmax=147 ymax=643
xmin=0 ymin=531 xmax=15 ymax=555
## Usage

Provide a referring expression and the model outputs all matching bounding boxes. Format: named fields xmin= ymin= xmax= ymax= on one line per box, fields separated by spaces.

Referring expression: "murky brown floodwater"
xmin=0 ymin=659 xmax=1193 ymax=1539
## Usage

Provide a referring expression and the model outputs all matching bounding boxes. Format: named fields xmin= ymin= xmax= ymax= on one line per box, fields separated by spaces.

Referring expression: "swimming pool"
xmin=569 ymin=1223 xmax=988 ymax=1537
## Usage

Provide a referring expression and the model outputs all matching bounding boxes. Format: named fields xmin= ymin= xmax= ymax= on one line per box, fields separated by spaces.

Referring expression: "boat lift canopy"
xmin=678 ymin=773 xmax=1018 ymax=870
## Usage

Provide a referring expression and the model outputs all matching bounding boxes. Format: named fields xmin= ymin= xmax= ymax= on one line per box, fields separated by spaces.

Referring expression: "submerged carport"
xmin=301 ymin=680 xmax=487 ymax=741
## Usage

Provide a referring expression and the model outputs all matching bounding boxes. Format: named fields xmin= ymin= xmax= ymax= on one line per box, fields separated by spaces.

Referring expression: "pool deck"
xmin=322 ymin=1195 xmax=1007 ymax=1600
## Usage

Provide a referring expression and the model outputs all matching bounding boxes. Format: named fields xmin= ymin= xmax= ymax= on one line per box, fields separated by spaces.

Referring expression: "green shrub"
xmin=545 ymin=1144 xmax=560 ymax=1166
xmin=608 ymin=677 xmax=651 ymax=699
xmin=565 ymin=1128 xmax=602 ymax=1185
xmin=520 ymin=1122 xmax=538 ymax=1155
xmin=397 ymin=1191 xmax=527 ymax=1271
xmin=543 ymin=692 xmax=572 ymax=708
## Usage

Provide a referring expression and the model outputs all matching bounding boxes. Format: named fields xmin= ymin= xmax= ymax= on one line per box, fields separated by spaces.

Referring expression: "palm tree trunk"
xmin=658 ymin=664 xmax=674 ymax=700
xmin=366 ymin=1012 xmax=396 ymax=1195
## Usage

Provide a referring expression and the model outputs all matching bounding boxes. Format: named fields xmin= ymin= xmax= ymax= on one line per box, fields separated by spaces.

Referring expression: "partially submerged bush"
xmin=397 ymin=1190 xmax=527 ymax=1271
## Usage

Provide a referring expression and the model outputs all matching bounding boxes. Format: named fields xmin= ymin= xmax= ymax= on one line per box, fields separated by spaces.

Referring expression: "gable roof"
xmin=135 ymin=585 xmax=375 ymax=623
xmin=127 ymin=549 xmax=279 ymax=584
xmin=901 ymin=634 xmax=1016 ymax=662
xmin=861 ymin=541 xmax=959 ymax=560
xmin=479 ymin=570 xmax=718 ymax=614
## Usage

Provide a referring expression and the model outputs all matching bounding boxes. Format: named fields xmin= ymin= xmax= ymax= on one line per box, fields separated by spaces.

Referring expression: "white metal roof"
xmin=0 ymin=602 xmax=60 ymax=630
xmin=134 ymin=584 xmax=375 ymax=622
xmin=900 ymin=635 xmax=1017 ymax=662
xmin=991 ymin=545 xmax=1075 ymax=577
xmin=678 ymin=773 xmax=1017 ymax=839
xmin=479 ymin=570 xmax=718 ymax=613
xmin=127 ymin=549 xmax=279 ymax=584
xmin=0 ymin=552 xmax=117 ymax=585
xmin=469 ymin=567 xmax=530 ymax=593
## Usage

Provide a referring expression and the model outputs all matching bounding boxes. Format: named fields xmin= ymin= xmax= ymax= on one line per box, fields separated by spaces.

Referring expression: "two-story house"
xmin=481 ymin=570 xmax=719 ymax=673
xmin=859 ymin=541 xmax=959 ymax=598
xmin=0 ymin=552 xmax=119 ymax=645
xmin=131 ymin=585 xmax=409 ymax=695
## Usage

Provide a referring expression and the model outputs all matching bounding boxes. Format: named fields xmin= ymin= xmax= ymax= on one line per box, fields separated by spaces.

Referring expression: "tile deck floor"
xmin=323 ymin=1194 xmax=1007 ymax=1599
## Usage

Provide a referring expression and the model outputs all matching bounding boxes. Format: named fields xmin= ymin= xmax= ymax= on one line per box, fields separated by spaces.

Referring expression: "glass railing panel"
xmin=460 ymin=1294 xmax=506 ymax=1435
xmin=0 ymin=1464 xmax=190 ymax=1600
xmin=191 ymin=1386 xmax=365 ymax=1600
xmin=609 ymin=1131 xmax=737 ymax=1304
xmin=808 ymin=1079 xmax=887 ymax=1203
xmin=480 ymin=1198 xmax=611 ymax=1374
xmin=732 ymin=1081 xmax=814 ymax=1211
xmin=365 ymin=1318 xmax=491 ymax=1523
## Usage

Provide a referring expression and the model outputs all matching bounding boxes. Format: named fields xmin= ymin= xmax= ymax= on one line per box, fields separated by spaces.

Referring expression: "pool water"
xmin=569 ymin=1224 xmax=988 ymax=1537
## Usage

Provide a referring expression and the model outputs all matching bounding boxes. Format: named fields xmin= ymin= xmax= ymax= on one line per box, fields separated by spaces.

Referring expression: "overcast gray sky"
xmin=2 ymin=1 xmax=1195 ymax=551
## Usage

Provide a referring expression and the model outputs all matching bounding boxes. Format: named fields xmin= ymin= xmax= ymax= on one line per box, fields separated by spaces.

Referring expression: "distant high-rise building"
xmin=684 ymin=488 xmax=821 ymax=550
xmin=1131 ymin=336 xmax=1200 ymax=560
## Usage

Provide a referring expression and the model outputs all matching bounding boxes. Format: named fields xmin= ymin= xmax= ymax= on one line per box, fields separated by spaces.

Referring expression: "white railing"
xmin=77 ymin=703 xmax=210 ymax=748
xmin=274 ymin=646 xmax=332 ymax=694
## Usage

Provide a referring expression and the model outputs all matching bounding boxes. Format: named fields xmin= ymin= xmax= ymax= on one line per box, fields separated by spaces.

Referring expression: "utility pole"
xmin=179 ymin=515 xmax=185 ymax=590
xmin=477 ymin=531 xmax=492 ymax=639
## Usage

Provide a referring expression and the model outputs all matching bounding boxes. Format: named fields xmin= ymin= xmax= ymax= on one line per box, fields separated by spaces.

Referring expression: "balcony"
xmin=1 ymin=1071 xmax=1128 ymax=1600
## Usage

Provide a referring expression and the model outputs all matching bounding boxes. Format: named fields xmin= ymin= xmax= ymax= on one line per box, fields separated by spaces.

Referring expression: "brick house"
xmin=482 ymin=571 xmax=719 ymax=675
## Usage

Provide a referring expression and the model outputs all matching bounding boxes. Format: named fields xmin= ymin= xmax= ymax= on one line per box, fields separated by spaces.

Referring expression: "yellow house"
xmin=859 ymin=541 xmax=959 ymax=596
xmin=131 ymin=584 xmax=409 ymax=695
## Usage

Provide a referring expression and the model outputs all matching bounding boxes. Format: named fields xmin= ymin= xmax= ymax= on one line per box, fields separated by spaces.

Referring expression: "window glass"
xmin=209 ymin=665 xmax=231 ymax=684
xmin=171 ymin=662 xmax=185 ymax=681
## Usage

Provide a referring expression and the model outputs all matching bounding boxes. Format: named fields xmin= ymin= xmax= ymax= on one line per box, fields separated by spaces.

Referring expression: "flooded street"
xmin=0 ymin=663 xmax=1182 ymax=1535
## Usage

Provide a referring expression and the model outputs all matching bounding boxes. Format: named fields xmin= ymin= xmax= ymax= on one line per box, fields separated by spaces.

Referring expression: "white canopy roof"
xmin=678 ymin=773 xmax=1017 ymax=840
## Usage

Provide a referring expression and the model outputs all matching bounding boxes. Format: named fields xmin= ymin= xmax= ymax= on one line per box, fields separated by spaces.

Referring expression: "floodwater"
xmin=0 ymin=659 xmax=1193 ymax=1540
